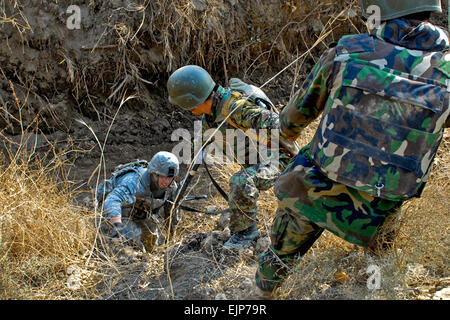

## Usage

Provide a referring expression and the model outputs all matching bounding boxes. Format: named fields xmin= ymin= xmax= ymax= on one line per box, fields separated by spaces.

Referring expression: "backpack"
xmin=229 ymin=78 xmax=276 ymax=112
xmin=96 ymin=159 xmax=149 ymax=203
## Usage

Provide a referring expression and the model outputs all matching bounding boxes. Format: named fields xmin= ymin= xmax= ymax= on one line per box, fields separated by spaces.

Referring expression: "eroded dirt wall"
xmin=0 ymin=0 xmax=367 ymax=133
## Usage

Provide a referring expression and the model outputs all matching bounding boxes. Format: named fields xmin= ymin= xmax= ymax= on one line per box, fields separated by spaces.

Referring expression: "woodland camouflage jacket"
xmin=202 ymin=86 xmax=292 ymax=167
xmin=281 ymin=18 xmax=450 ymax=201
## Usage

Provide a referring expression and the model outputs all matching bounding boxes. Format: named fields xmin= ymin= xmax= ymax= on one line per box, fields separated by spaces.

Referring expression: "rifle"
xmin=169 ymin=149 xmax=204 ymax=214
xmin=167 ymin=146 xmax=231 ymax=215
xmin=164 ymin=193 xmax=229 ymax=215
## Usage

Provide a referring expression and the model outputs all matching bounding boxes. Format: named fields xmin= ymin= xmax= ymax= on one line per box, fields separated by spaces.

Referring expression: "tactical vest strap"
xmin=221 ymin=92 xmax=245 ymax=131
xmin=96 ymin=160 xmax=148 ymax=204
xmin=111 ymin=160 xmax=148 ymax=186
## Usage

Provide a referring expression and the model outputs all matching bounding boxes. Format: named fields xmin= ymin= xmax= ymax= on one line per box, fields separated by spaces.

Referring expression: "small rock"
xmin=239 ymin=277 xmax=253 ymax=290
xmin=66 ymin=274 xmax=81 ymax=290
xmin=255 ymin=236 xmax=271 ymax=253
xmin=218 ymin=212 xmax=230 ymax=229
xmin=220 ymin=227 xmax=231 ymax=240
xmin=66 ymin=265 xmax=79 ymax=275
xmin=206 ymin=205 xmax=217 ymax=213
xmin=433 ymin=288 xmax=450 ymax=300
xmin=215 ymin=293 xmax=227 ymax=300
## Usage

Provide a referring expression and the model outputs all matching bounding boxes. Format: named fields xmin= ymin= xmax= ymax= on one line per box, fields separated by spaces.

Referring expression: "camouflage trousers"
xmin=133 ymin=206 xmax=181 ymax=248
xmin=228 ymin=158 xmax=289 ymax=233
xmin=256 ymin=149 xmax=402 ymax=292
xmin=102 ymin=203 xmax=181 ymax=250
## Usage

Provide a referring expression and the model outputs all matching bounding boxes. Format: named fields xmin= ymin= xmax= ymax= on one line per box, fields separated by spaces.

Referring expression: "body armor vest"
xmin=310 ymin=33 xmax=450 ymax=201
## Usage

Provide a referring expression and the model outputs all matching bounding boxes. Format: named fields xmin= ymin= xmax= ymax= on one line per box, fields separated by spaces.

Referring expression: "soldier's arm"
xmin=280 ymin=47 xmax=336 ymax=141
xmin=103 ymin=173 xmax=139 ymax=220
xmin=227 ymin=94 xmax=280 ymax=130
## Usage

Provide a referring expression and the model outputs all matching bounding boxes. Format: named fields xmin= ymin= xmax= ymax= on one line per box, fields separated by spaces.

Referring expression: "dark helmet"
xmin=167 ymin=65 xmax=216 ymax=110
xmin=360 ymin=0 xmax=442 ymax=21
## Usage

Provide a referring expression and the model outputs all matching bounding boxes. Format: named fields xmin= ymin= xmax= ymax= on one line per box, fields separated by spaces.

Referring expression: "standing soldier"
xmin=256 ymin=0 xmax=450 ymax=295
xmin=167 ymin=66 xmax=297 ymax=249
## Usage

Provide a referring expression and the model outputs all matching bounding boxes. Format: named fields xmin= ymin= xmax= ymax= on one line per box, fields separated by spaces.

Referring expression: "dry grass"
xmin=0 ymin=134 xmax=97 ymax=299
xmin=0 ymin=82 xmax=106 ymax=299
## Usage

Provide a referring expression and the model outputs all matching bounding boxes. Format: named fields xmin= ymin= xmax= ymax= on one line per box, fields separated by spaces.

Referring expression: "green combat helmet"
xmin=360 ymin=0 xmax=442 ymax=21
xmin=167 ymin=65 xmax=216 ymax=110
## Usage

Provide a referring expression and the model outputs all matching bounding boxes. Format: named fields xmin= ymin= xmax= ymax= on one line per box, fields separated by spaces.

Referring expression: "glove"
xmin=109 ymin=221 xmax=143 ymax=249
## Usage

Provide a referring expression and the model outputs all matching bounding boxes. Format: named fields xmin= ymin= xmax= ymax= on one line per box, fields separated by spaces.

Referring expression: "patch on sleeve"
xmin=336 ymin=34 xmax=375 ymax=55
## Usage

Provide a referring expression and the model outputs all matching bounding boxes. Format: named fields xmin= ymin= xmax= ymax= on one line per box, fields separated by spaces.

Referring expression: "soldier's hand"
xmin=109 ymin=221 xmax=143 ymax=245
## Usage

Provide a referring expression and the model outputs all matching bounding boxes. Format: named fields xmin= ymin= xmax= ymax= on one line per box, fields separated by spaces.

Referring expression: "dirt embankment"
xmin=0 ymin=0 xmax=363 ymax=150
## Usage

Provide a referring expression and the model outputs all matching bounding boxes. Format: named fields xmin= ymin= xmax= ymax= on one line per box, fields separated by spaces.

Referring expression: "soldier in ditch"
xmin=255 ymin=0 xmax=450 ymax=295
xmin=98 ymin=151 xmax=181 ymax=249
xmin=167 ymin=66 xmax=298 ymax=249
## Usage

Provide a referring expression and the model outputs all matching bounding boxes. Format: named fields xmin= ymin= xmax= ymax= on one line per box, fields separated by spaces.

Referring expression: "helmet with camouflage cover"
xmin=167 ymin=65 xmax=216 ymax=110
xmin=148 ymin=151 xmax=179 ymax=177
xmin=360 ymin=0 xmax=442 ymax=21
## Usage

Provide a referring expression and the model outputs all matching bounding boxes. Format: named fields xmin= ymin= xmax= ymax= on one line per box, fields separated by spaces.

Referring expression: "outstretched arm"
xmin=103 ymin=173 xmax=140 ymax=223
xmin=280 ymin=47 xmax=336 ymax=141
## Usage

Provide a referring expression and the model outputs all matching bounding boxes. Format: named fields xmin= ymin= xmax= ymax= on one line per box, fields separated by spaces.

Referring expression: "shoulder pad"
xmin=336 ymin=34 xmax=375 ymax=55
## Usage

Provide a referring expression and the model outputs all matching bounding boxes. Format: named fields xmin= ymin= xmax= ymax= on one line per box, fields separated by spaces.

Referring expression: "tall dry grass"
xmin=0 ymin=128 xmax=103 ymax=299
xmin=0 ymin=79 xmax=102 ymax=298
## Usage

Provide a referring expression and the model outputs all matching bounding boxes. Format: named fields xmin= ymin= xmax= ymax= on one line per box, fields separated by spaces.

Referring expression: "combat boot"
xmin=223 ymin=224 xmax=259 ymax=250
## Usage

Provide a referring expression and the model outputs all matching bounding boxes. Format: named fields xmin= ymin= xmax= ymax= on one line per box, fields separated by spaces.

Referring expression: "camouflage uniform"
xmin=203 ymin=86 xmax=292 ymax=233
xmin=256 ymin=18 xmax=450 ymax=291
xmin=99 ymin=166 xmax=180 ymax=246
